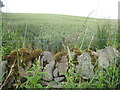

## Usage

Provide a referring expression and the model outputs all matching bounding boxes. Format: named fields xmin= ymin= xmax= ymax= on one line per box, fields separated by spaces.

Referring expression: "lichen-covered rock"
xmin=57 ymin=55 xmax=68 ymax=76
xmin=53 ymin=68 xmax=59 ymax=78
xmin=76 ymin=53 xmax=94 ymax=79
xmin=39 ymin=80 xmax=49 ymax=86
xmin=97 ymin=49 xmax=110 ymax=68
xmin=0 ymin=61 xmax=7 ymax=86
xmin=40 ymin=51 xmax=55 ymax=81
xmin=40 ymin=78 xmax=64 ymax=87
xmin=54 ymin=77 xmax=65 ymax=82
xmin=48 ymin=82 xmax=63 ymax=88
xmin=42 ymin=63 xmax=55 ymax=81
xmin=97 ymin=46 xmax=119 ymax=68
xmin=105 ymin=46 xmax=119 ymax=58
xmin=83 ymin=49 xmax=97 ymax=65
xmin=41 ymin=51 xmax=55 ymax=63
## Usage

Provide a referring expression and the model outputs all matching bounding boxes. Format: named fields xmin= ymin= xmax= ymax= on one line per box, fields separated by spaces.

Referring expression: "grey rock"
xmin=53 ymin=68 xmax=59 ymax=78
xmin=76 ymin=53 xmax=94 ymax=79
xmin=106 ymin=46 xmax=119 ymax=58
xmin=40 ymin=80 xmax=49 ymax=86
xmin=97 ymin=49 xmax=110 ymax=68
xmin=41 ymin=51 xmax=55 ymax=63
xmin=54 ymin=77 xmax=65 ymax=82
xmin=97 ymin=46 xmax=119 ymax=68
xmin=0 ymin=61 xmax=7 ymax=85
xmin=57 ymin=56 xmax=68 ymax=76
xmin=40 ymin=81 xmax=63 ymax=88
xmin=43 ymin=62 xmax=55 ymax=81
xmin=48 ymin=82 xmax=63 ymax=88
xmin=40 ymin=51 xmax=55 ymax=81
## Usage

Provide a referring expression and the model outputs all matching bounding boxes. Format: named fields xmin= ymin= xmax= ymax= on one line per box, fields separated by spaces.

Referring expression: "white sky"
xmin=2 ymin=0 xmax=119 ymax=19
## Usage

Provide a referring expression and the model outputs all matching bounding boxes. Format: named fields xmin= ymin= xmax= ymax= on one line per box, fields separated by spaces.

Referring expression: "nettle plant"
xmin=21 ymin=60 xmax=47 ymax=88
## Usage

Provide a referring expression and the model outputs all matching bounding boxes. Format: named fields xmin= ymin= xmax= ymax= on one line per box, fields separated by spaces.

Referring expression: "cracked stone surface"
xmin=53 ymin=68 xmax=59 ymax=78
xmin=97 ymin=46 xmax=119 ymax=68
xmin=57 ymin=56 xmax=68 ymax=76
xmin=54 ymin=77 xmax=65 ymax=82
xmin=0 ymin=61 xmax=7 ymax=85
xmin=76 ymin=53 xmax=94 ymax=79
xmin=40 ymin=51 xmax=55 ymax=81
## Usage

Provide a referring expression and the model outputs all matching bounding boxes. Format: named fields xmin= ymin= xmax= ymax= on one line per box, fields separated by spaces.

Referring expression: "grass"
xmin=0 ymin=12 xmax=3 ymax=61
xmin=2 ymin=13 xmax=118 ymax=54
xmin=1 ymin=13 xmax=119 ymax=88
xmin=95 ymin=22 xmax=118 ymax=49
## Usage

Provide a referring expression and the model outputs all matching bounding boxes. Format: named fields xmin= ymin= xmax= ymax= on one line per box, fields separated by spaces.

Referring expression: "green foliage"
xmin=2 ymin=13 xmax=117 ymax=53
xmin=58 ymin=47 xmax=88 ymax=88
xmin=2 ymin=30 xmax=23 ymax=55
xmin=23 ymin=60 xmax=47 ymax=88
xmin=95 ymin=23 xmax=118 ymax=49
xmin=87 ymin=62 xmax=120 ymax=88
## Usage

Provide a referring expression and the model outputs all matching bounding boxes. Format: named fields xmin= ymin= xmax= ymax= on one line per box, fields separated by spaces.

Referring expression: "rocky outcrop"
xmin=97 ymin=46 xmax=119 ymax=68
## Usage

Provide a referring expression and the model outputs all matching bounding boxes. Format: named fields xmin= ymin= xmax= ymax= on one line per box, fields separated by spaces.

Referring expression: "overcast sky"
xmin=2 ymin=0 xmax=119 ymax=19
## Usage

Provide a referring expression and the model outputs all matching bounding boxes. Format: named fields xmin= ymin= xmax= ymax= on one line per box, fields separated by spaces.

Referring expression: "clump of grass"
xmin=2 ymin=29 xmax=23 ymax=56
xmin=89 ymin=64 xmax=120 ymax=88
xmin=95 ymin=23 xmax=117 ymax=49
xmin=96 ymin=23 xmax=109 ymax=49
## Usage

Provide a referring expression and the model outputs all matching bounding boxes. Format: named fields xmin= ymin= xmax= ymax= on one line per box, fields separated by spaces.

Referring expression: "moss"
xmin=70 ymin=48 xmax=79 ymax=52
xmin=18 ymin=48 xmax=31 ymax=59
xmin=70 ymin=48 xmax=82 ymax=56
xmin=31 ymin=49 xmax=43 ymax=61
xmin=4 ymin=48 xmax=32 ymax=69
xmin=54 ymin=52 xmax=67 ymax=64
xmin=4 ymin=48 xmax=44 ymax=68
xmin=70 ymin=48 xmax=82 ymax=65
xmin=3 ymin=50 xmax=18 ymax=68
xmin=18 ymin=48 xmax=31 ymax=57
xmin=3 ymin=55 xmax=15 ymax=67
xmin=3 ymin=48 xmax=43 ymax=87
xmin=9 ymin=50 xmax=18 ymax=57
xmin=74 ymin=50 xmax=82 ymax=56
xmin=83 ymin=49 xmax=93 ymax=55
xmin=117 ymin=46 xmax=120 ymax=52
